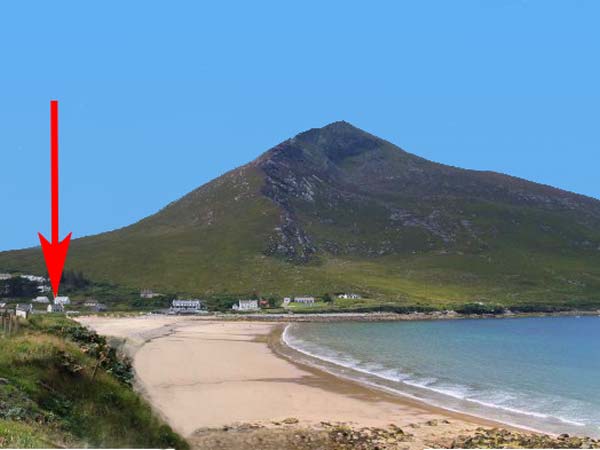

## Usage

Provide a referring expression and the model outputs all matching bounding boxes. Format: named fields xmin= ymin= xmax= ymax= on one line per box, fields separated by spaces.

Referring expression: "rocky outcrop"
xmin=191 ymin=421 xmax=600 ymax=450
xmin=452 ymin=428 xmax=600 ymax=449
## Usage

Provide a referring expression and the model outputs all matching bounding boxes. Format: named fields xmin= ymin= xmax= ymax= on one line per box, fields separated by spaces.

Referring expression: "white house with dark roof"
xmin=16 ymin=303 xmax=33 ymax=318
xmin=47 ymin=303 xmax=64 ymax=313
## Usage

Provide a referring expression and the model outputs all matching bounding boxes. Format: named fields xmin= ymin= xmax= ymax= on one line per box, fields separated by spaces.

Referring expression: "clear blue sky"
xmin=1 ymin=1 xmax=599 ymax=251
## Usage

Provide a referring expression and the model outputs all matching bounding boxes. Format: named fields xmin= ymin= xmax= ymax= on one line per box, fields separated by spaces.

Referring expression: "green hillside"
xmin=2 ymin=121 xmax=600 ymax=310
xmin=0 ymin=315 xmax=187 ymax=449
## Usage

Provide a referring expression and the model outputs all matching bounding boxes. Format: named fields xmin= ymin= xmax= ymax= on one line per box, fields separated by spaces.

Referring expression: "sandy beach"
xmin=76 ymin=315 xmax=523 ymax=449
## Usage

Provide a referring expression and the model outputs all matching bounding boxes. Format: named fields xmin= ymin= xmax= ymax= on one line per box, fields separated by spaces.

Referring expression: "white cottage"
xmin=54 ymin=296 xmax=71 ymax=305
xmin=33 ymin=296 xmax=50 ymax=303
xmin=294 ymin=297 xmax=315 ymax=305
xmin=15 ymin=304 xmax=33 ymax=318
xmin=232 ymin=299 xmax=259 ymax=311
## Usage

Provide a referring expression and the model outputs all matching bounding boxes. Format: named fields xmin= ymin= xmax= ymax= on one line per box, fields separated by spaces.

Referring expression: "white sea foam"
xmin=282 ymin=324 xmax=589 ymax=433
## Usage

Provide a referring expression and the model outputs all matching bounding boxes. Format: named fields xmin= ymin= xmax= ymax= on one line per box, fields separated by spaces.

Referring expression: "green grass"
xmin=0 ymin=315 xmax=188 ymax=449
xmin=0 ymin=421 xmax=53 ymax=448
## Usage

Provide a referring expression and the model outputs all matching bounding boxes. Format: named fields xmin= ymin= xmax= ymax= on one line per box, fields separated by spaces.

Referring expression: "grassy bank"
xmin=0 ymin=314 xmax=188 ymax=449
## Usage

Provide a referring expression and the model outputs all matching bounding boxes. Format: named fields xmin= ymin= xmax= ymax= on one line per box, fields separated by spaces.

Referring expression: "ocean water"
xmin=283 ymin=316 xmax=600 ymax=437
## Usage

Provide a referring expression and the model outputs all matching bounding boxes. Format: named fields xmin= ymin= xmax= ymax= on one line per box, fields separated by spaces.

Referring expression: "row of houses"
xmin=3 ymin=295 xmax=109 ymax=318
xmin=14 ymin=303 xmax=62 ymax=317
xmin=170 ymin=297 xmax=309 ymax=313
xmin=32 ymin=296 xmax=71 ymax=305
xmin=0 ymin=273 xmax=50 ymax=293
xmin=7 ymin=291 xmax=364 ymax=316
xmin=232 ymin=293 xmax=362 ymax=310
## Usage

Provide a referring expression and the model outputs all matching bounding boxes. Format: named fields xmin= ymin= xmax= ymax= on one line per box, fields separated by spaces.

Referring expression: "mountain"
xmin=2 ymin=121 xmax=600 ymax=308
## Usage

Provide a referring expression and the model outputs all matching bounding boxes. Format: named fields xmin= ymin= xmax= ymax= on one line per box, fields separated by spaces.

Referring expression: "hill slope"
xmin=0 ymin=315 xmax=187 ymax=449
xmin=2 ymin=121 xmax=600 ymax=308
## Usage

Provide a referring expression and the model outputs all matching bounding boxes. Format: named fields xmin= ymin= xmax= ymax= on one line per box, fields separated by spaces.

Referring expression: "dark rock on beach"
xmin=451 ymin=428 xmax=600 ymax=449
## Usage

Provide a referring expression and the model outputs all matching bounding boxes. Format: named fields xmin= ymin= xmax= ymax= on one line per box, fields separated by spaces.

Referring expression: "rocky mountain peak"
xmin=253 ymin=121 xmax=386 ymax=170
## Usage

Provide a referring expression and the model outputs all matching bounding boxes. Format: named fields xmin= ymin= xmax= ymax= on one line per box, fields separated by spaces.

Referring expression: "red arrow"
xmin=38 ymin=100 xmax=72 ymax=297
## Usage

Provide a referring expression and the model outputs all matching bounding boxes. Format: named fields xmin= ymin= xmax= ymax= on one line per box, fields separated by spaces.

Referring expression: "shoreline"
xmin=269 ymin=322 xmax=539 ymax=435
xmin=126 ymin=308 xmax=600 ymax=323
